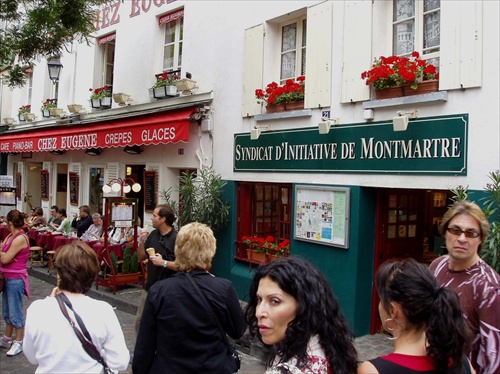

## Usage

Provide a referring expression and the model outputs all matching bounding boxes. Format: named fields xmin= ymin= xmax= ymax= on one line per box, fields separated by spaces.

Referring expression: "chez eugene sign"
xmin=234 ymin=114 xmax=468 ymax=175
xmin=0 ymin=108 xmax=192 ymax=153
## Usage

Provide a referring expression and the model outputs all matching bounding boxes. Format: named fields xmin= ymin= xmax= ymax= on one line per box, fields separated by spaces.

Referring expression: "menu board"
xmin=40 ymin=170 xmax=49 ymax=201
xmin=144 ymin=170 xmax=157 ymax=213
xmin=15 ymin=173 xmax=21 ymax=199
xmin=69 ymin=172 xmax=79 ymax=206
xmin=108 ymin=197 xmax=139 ymax=225
xmin=294 ymin=185 xmax=350 ymax=248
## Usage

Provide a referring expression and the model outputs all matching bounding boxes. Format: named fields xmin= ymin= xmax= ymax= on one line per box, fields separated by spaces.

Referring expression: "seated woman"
xmin=26 ymin=208 xmax=45 ymax=229
xmin=245 ymin=256 xmax=358 ymax=374
xmin=80 ymin=213 xmax=103 ymax=242
xmin=357 ymin=258 xmax=473 ymax=374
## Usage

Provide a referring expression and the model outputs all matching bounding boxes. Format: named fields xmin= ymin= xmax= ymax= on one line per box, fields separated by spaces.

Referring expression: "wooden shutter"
xmin=439 ymin=1 xmax=483 ymax=90
xmin=341 ymin=0 xmax=373 ymax=103
xmin=305 ymin=1 xmax=333 ymax=108
xmin=69 ymin=162 xmax=82 ymax=217
xmin=103 ymin=162 xmax=120 ymax=197
xmin=17 ymin=162 xmax=24 ymax=211
xmin=241 ymin=24 xmax=265 ymax=117
xmin=41 ymin=161 xmax=52 ymax=212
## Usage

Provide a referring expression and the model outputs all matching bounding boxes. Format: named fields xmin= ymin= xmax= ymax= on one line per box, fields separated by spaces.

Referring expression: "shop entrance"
xmin=370 ymin=188 xmax=451 ymax=333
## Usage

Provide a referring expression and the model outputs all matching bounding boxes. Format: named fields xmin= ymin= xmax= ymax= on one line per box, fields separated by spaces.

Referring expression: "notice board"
xmin=144 ymin=170 xmax=157 ymax=213
xmin=294 ymin=185 xmax=350 ymax=248
xmin=40 ymin=170 xmax=49 ymax=201
xmin=69 ymin=172 xmax=79 ymax=206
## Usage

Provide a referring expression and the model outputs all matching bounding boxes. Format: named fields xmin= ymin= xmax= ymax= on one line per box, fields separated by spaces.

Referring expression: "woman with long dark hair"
xmin=245 ymin=256 xmax=358 ymax=374
xmin=358 ymin=258 xmax=473 ymax=374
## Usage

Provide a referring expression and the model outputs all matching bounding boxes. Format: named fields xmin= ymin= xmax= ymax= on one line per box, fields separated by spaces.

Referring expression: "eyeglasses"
xmin=447 ymin=227 xmax=480 ymax=238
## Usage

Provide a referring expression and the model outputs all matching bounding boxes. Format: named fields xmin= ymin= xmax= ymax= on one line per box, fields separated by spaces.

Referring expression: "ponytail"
xmin=426 ymin=287 xmax=471 ymax=373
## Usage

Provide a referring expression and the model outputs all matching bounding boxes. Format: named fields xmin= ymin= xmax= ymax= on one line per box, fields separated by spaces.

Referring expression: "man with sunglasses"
xmin=135 ymin=204 xmax=178 ymax=336
xmin=430 ymin=201 xmax=500 ymax=374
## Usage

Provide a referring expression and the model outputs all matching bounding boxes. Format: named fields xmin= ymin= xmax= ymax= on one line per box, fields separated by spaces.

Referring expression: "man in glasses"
xmin=135 ymin=204 xmax=178 ymax=336
xmin=429 ymin=201 xmax=500 ymax=374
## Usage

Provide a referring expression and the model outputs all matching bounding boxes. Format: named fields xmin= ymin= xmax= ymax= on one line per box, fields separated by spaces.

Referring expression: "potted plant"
xmin=255 ymin=76 xmax=305 ymax=113
xmin=107 ymin=246 xmax=141 ymax=284
xmin=67 ymin=104 xmax=83 ymax=114
xmin=269 ymin=239 xmax=290 ymax=261
xmin=361 ymin=51 xmax=439 ymax=99
xmin=18 ymin=104 xmax=31 ymax=121
xmin=175 ymin=77 xmax=197 ymax=95
xmin=89 ymin=85 xmax=112 ymax=108
xmin=149 ymin=71 xmax=179 ymax=99
xmin=41 ymin=98 xmax=57 ymax=117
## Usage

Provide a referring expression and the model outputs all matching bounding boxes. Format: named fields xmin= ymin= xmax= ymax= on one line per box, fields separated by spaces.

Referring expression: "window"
xmin=236 ymin=182 xmax=292 ymax=262
xmin=393 ymin=0 xmax=440 ymax=67
xmin=280 ymin=17 xmax=307 ymax=84
xmin=26 ymin=70 xmax=33 ymax=105
xmin=162 ymin=13 xmax=183 ymax=72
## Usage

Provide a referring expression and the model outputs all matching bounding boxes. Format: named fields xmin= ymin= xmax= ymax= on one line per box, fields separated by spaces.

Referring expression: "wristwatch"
xmin=163 ymin=260 xmax=168 ymax=268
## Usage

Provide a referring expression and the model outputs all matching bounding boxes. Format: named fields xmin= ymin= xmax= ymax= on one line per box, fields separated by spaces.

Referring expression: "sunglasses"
xmin=447 ymin=227 xmax=480 ymax=239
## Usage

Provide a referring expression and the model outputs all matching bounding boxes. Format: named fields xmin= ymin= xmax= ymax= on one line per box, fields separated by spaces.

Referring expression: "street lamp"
xmin=47 ymin=59 xmax=63 ymax=84
xmin=102 ymin=177 xmax=141 ymax=198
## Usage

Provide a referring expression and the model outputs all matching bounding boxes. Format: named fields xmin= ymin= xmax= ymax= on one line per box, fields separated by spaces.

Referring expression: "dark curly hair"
xmin=376 ymin=258 xmax=471 ymax=373
xmin=244 ymin=256 xmax=358 ymax=374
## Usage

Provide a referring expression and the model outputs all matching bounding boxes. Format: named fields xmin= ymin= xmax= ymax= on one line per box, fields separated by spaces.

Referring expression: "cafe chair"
xmin=29 ymin=246 xmax=45 ymax=268
xmin=46 ymin=250 xmax=56 ymax=274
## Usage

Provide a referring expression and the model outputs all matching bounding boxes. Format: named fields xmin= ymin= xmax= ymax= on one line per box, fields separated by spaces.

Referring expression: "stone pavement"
xmin=0 ymin=266 xmax=392 ymax=373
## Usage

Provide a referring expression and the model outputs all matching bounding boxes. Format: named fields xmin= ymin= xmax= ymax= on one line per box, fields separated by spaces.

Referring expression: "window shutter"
xmin=305 ymin=1 xmax=333 ymax=108
xmin=440 ymin=1 xmax=483 ymax=90
xmin=341 ymin=1 xmax=373 ymax=103
xmin=103 ymin=162 xmax=120 ymax=197
xmin=241 ymin=24 xmax=265 ymax=117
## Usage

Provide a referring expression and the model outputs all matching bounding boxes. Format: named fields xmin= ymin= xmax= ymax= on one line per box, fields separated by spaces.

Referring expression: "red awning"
xmin=98 ymin=32 xmax=116 ymax=45
xmin=158 ymin=9 xmax=184 ymax=25
xmin=0 ymin=107 xmax=195 ymax=153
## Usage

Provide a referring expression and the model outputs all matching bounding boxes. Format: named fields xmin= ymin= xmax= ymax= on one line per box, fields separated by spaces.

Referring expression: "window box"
xmin=18 ymin=114 xmax=25 ymax=122
xmin=148 ymin=86 xmax=178 ymax=99
xmin=41 ymin=109 xmax=51 ymax=118
xmin=90 ymin=97 xmax=112 ymax=109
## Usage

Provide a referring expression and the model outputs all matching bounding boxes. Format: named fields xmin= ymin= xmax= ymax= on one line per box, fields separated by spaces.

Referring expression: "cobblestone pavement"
xmin=0 ymin=268 xmax=392 ymax=373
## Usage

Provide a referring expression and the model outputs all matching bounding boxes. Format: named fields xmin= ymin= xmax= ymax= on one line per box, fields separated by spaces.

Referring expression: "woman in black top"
xmin=133 ymin=222 xmax=245 ymax=374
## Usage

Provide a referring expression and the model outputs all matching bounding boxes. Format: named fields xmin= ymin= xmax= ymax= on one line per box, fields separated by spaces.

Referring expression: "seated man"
xmin=46 ymin=205 xmax=61 ymax=230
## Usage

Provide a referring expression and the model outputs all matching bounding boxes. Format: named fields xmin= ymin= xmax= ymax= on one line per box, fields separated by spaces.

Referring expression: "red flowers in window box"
xmin=255 ymin=76 xmax=305 ymax=106
xmin=361 ymin=51 xmax=439 ymax=91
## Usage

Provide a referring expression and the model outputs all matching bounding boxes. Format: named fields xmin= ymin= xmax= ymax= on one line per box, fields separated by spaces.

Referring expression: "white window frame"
xmin=392 ymin=0 xmax=440 ymax=64
xmin=279 ymin=16 xmax=307 ymax=84
xmin=162 ymin=16 xmax=183 ymax=72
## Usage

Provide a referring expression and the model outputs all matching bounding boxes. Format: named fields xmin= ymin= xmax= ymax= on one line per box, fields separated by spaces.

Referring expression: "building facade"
xmin=1 ymin=1 xmax=499 ymax=336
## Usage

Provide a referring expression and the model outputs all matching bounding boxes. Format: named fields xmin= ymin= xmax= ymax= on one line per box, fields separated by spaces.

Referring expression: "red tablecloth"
xmin=0 ymin=226 xmax=9 ymax=240
xmin=37 ymin=233 xmax=63 ymax=250
xmin=52 ymin=236 xmax=77 ymax=251
xmin=28 ymin=230 xmax=41 ymax=245
xmin=92 ymin=243 xmax=123 ymax=259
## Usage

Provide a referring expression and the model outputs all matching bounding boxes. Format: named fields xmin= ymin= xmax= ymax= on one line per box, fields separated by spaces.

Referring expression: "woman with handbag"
xmin=23 ymin=242 xmax=130 ymax=373
xmin=133 ymin=222 xmax=245 ymax=374
xmin=0 ymin=209 xmax=30 ymax=357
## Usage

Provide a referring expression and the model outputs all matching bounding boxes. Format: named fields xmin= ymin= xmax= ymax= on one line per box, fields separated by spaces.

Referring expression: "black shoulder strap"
xmin=185 ymin=272 xmax=233 ymax=350
xmin=56 ymin=293 xmax=110 ymax=372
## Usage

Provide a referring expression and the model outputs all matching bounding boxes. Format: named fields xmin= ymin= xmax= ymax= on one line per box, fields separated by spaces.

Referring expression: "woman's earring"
xmin=382 ymin=318 xmax=401 ymax=340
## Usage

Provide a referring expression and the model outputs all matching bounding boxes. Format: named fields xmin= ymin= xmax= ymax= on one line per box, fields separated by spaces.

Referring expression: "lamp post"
xmin=102 ymin=177 xmax=141 ymax=198
xmin=47 ymin=58 xmax=63 ymax=101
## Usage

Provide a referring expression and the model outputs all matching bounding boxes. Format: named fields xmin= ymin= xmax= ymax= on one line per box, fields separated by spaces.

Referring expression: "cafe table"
xmin=92 ymin=242 xmax=123 ymax=259
xmin=28 ymin=229 xmax=42 ymax=246
xmin=37 ymin=232 xmax=63 ymax=250
xmin=0 ymin=225 xmax=9 ymax=240
xmin=52 ymin=235 xmax=78 ymax=251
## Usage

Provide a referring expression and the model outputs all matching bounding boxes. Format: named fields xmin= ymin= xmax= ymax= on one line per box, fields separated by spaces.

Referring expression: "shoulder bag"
xmin=186 ymin=272 xmax=241 ymax=371
xmin=55 ymin=293 xmax=113 ymax=374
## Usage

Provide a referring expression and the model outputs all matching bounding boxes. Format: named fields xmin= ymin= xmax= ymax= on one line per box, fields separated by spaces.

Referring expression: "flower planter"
xmin=403 ymin=80 xmax=439 ymax=96
xmin=246 ymin=248 xmax=268 ymax=263
xmin=67 ymin=104 xmax=83 ymax=114
xmin=41 ymin=109 xmax=51 ymax=118
xmin=18 ymin=114 xmax=25 ymax=122
xmin=375 ymin=86 xmax=405 ymax=100
xmin=266 ymin=103 xmax=286 ymax=114
xmin=24 ymin=113 xmax=35 ymax=122
xmin=49 ymin=108 xmax=63 ymax=117
xmin=113 ymin=93 xmax=131 ymax=106
xmin=149 ymin=86 xmax=178 ymax=99
xmin=107 ymin=272 xmax=142 ymax=285
xmin=100 ymin=97 xmax=112 ymax=108
xmin=175 ymin=78 xmax=197 ymax=94
xmin=3 ymin=118 xmax=14 ymax=125
xmin=285 ymin=100 xmax=305 ymax=111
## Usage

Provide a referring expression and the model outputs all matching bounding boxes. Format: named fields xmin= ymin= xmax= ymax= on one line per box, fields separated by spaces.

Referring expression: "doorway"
xmin=370 ymin=188 xmax=451 ymax=333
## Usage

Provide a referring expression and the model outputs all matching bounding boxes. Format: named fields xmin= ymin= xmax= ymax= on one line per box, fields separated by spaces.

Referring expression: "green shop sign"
xmin=234 ymin=114 xmax=468 ymax=175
